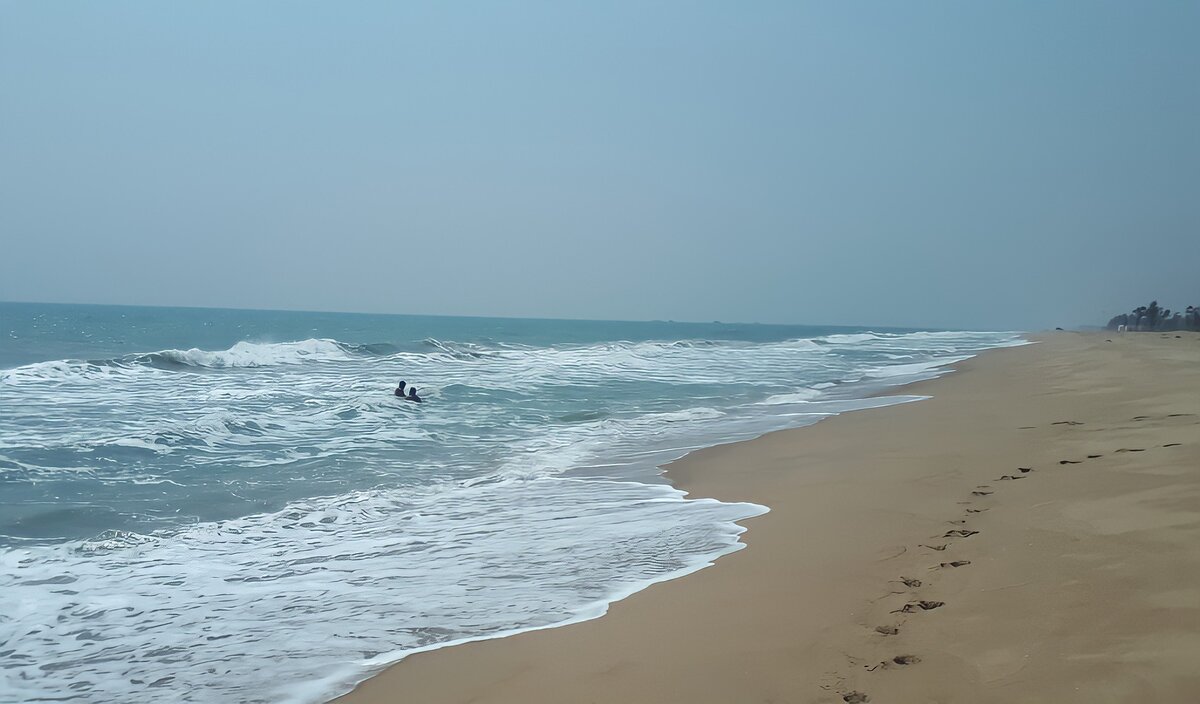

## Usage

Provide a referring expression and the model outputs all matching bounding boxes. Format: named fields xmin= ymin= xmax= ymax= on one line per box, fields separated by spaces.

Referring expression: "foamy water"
xmin=0 ymin=304 xmax=1025 ymax=702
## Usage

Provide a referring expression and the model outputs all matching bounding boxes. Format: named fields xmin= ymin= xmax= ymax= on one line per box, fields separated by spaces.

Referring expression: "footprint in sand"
xmin=867 ymin=654 xmax=922 ymax=671
xmin=966 ymin=508 xmax=987 ymax=513
xmin=874 ymin=625 xmax=899 ymax=636
xmin=938 ymin=560 xmax=971 ymax=568
xmin=1018 ymin=426 xmax=1036 ymax=430
xmin=1164 ymin=443 xmax=1182 ymax=447
xmin=899 ymin=577 xmax=922 ymax=588
xmin=1051 ymin=421 xmax=1085 ymax=426
xmin=892 ymin=600 xmax=944 ymax=614
xmin=997 ymin=475 xmax=1024 ymax=480
xmin=944 ymin=529 xmax=979 ymax=538
xmin=1087 ymin=454 xmax=1103 ymax=458
xmin=971 ymin=490 xmax=994 ymax=496
xmin=843 ymin=692 xmax=870 ymax=703
xmin=1059 ymin=460 xmax=1081 ymax=464
xmin=1018 ymin=467 xmax=1033 ymax=473
xmin=921 ymin=544 xmax=948 ymax=551
xmin=1114 ymin=448 xmax=1145 ymax=453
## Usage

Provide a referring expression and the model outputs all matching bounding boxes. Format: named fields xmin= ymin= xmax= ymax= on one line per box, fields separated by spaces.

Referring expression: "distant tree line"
xmin=1107 ymin=301 xmax=1200 ymax=331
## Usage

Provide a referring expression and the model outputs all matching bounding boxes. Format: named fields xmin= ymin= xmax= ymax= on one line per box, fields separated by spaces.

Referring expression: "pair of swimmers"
xmin=394 ymin=380 xmax=422 ymax=403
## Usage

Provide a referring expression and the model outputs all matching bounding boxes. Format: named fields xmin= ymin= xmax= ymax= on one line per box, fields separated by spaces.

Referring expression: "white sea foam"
xmin=864 ymin=356 xmax=972 ymax=379
xmin=0 ymin=360 xmax=117 ymax=385
xmin=759 ymin=389 xmax=823 ymax=405
xmin=819 ymin=332 xmax=880 ymax=344
xmin=150 ymin=338 xmax=353 ymax=368
xmin=0 ymin=480 xmax=765 ymax=704
xmin=0 ymin=339 xmax=353 ymax=386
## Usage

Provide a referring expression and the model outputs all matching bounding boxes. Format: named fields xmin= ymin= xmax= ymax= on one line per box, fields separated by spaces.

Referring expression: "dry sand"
xmin=336 ymin=331 xmax=1200 ymax=704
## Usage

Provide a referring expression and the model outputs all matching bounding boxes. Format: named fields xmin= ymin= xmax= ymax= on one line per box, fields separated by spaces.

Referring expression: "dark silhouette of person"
xmin=406 ymin=386 xmax=422 ymax=403
xmin=394 ymin=380 xmax=407 ymax=397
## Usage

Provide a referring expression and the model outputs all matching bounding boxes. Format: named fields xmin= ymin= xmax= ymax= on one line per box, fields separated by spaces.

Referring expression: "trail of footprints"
xmin=836 ymin=414 xmax=1189 ymax=704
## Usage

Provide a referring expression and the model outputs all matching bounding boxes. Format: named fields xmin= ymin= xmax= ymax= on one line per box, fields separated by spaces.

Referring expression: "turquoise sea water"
xmin=0 ymin=302 xmax=1024 ymax=702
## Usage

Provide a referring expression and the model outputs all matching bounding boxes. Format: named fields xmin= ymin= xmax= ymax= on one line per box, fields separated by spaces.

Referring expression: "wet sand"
xmin=335 ymin=331 xmax=1200 ymax=703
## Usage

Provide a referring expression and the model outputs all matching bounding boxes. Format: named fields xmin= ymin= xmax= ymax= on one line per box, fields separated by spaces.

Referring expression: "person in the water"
xmin=406 ymin=386 xmax=422 ymax=403
xmin=394 ymin=380 xmax=407 ymax=397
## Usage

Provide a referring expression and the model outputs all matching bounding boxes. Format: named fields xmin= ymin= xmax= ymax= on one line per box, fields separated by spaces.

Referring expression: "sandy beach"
xmin=336 ymin=331 xmax=1200 ymax=704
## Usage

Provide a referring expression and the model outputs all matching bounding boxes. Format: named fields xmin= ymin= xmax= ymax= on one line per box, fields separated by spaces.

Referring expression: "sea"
xmin=0 ymin=302 xmax=1026 ymax=703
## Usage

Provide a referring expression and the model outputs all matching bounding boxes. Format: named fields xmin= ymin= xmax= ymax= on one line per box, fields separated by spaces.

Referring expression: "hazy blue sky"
xmin=2 ymin=1 xmax=1196 ymax=330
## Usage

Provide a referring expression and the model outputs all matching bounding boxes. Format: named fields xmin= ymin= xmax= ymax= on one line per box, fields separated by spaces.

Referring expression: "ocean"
xmin=0 ymin=302 xmax=1025 ymax=702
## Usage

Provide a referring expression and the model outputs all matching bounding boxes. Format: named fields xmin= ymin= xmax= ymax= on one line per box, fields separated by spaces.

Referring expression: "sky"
xmin=1 ymin=1 xmax=1196 ymax=331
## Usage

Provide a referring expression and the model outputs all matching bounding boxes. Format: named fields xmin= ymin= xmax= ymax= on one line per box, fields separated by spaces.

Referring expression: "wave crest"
xmin=421 ymin=338 xmax=497 ymax=360
xmin=138 ymin=339 xmax=352 ymax=369
xmin=1 ymin=339 xmax=360 ymax=383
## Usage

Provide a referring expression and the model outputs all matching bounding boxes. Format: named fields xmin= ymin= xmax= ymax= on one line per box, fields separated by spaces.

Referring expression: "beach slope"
xmin=337 ymin=332 xmax=1200 ymax=703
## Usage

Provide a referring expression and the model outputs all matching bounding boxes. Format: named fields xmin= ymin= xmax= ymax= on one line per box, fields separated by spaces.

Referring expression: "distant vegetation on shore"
xmin=1107 ymin=301 xmax=1200 ymax=331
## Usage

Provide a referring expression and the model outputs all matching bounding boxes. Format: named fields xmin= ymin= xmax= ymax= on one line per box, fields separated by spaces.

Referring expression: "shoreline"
xmin=335 ymin=331 xmax=1200 ymax=703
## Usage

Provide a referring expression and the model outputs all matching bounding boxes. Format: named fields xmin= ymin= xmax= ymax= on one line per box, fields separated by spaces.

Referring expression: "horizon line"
xmin=0 ymin=298 xmax=968 ymax=333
